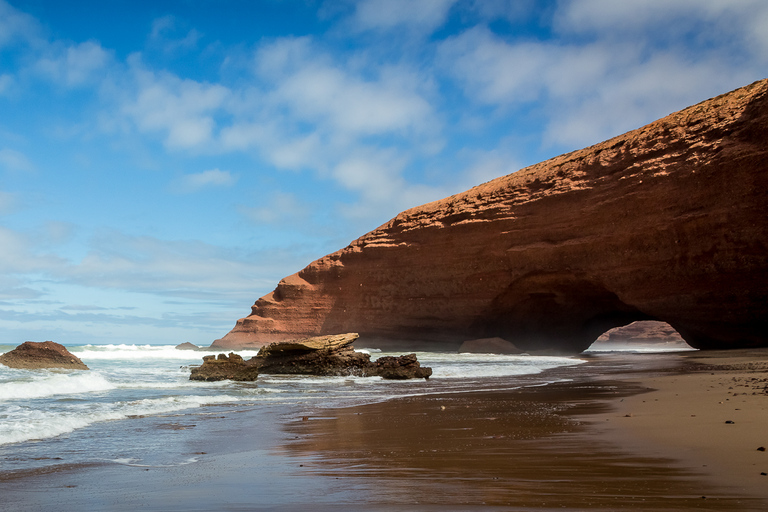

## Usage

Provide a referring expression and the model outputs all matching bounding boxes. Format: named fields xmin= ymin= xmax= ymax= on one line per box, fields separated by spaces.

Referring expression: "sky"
xmin=1 ymin=0 xmax=766 ymax=346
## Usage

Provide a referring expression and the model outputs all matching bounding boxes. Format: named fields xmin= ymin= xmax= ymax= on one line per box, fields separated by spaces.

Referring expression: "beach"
xmin=2 ymin=348 xmax=767 ymax=511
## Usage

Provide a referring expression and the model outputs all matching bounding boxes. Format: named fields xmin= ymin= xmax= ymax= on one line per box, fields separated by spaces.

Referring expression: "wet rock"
xmin=374 ymin=354 xmax=432 ymax=380
xmin=251 ymin=333 xmax=432 ymax=379
xmin=189 ymin=352 xmax=258 ymax=381
xmin=0 ymin=341 xmax=89 ymax=370
xmin=189 ymin=333 xmax=431 ymax=381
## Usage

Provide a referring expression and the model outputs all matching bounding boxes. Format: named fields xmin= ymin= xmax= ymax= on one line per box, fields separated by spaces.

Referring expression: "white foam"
xmin=0 ymin=394 xmax=244 ymax=446
xmin=72 ymin=344 xmax=261 ymax=361
xmin=416 ymin=352 xmax=585 ymax=379
xmin=0 ymin=372 xmax=116 ymax=401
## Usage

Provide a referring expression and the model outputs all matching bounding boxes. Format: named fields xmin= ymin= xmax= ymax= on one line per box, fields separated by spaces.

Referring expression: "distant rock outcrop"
xmin=213 ymin=79 xmax=768 ymax=353
xmin=0 ymin=341 xmax=89 ymax=370
xmin=191 ymin=333 xmax=431 ymax=381
xmin=596 ymin=321 xmax=685 ymax=344
xmin=458 ymin=338 xmax=524 ymax=355
xmin=175 ymin=342 xmax=202 ymax=351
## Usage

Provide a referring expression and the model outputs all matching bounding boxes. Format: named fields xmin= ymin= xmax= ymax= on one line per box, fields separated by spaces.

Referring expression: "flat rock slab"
xmin=0 ymin=341 xmax=89 ymax=370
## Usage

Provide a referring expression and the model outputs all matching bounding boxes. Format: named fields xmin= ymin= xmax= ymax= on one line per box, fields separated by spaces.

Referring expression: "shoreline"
xmin=2 ymin=350 xmax=767 ymax=510
xmin=584 ymin=349 xmax=768 ymax=500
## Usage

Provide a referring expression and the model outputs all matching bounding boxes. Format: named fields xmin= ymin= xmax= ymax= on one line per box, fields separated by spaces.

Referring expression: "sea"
xmin=0 ymin=341 xmax=691 ymax=477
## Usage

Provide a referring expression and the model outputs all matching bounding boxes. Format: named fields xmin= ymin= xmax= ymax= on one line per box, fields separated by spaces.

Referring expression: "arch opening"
xmin=588 ymin=320 xmax=691 ymax=352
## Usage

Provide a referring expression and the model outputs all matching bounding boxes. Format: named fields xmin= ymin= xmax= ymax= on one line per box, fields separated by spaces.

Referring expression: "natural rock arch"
xmin=213 ymin=79 xmax=768 ymax=353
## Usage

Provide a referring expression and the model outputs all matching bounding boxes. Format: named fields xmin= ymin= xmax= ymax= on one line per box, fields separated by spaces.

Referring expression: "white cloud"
xmin=70 ymin=233 xmax=251 ymax=294
xmin=331 ymin=149 xmax=450 ymax=222
xmin=149 ymin=15 xmax=202 ymax=53
xmin=350 ymin=0 xmax=458 ymax=33
xmin=256 ymin=37 xmax=436 ymax=139
xmin=238 ymin=191 xmax=309 ymax=225
xmin=0 ymin=0 xmax=39 ymax=48
xmin=0 ymin=190 xmax=18 ymax=215
xmin=122 ymin=57 xmax=230 ymax=150
xmin=174 ymin=169 xmax=237 ymax=193
xmin=0 ymin=73 xmax=12 ymax=94
xmin=0 ymin=148 xmax=35 ymax=173
xmin=439 ymin=9 xmax=766 ymax=149
xmin=35 ymin=40 xmax=111 ymax=87
xmin=0 ymin=226 xmax=64 ymax=273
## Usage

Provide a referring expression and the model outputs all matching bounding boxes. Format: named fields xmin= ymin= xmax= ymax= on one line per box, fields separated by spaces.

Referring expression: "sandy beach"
xmin=2 ymin=349 xmax=767 ymax=511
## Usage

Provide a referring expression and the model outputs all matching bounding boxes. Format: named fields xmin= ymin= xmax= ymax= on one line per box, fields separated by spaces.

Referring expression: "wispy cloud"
xmin=173 ymin=169 xmax=237 ymax=193
xmin=349 ymin=0 xmax=458 ymax=33
xmin=0 ymin=148 xmax=35 ymax=173
xmin=34 ymin=40 xmax=112 ymax=87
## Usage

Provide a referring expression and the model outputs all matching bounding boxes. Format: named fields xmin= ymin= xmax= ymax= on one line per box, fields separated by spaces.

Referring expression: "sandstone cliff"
xmin=214 ymin=79 xmax=768 ymax=353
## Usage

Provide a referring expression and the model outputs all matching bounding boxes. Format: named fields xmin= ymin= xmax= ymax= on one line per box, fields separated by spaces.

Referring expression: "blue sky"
xmin=1 ymin=0 xmax=766 ymax=346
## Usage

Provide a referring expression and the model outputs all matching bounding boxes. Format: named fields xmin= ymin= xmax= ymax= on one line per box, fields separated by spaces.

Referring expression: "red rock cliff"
xmin=213 ymin=79 xmax=768 ymax=352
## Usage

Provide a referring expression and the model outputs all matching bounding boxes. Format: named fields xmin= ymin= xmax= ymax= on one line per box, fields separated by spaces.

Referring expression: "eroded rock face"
xmin=0 ymin=341 xmax=89 ymax=370
xmin=213 ymin=79 xmax=768 ymax=353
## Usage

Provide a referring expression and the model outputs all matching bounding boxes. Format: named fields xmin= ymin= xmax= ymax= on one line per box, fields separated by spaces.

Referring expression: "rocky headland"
xmin=0 ymin=341 xmax=89 ymax=370
xmin=192 ymin=333 xmax=431 ymax=381
xmin=213 ymin=79 xmax=768 ymax=353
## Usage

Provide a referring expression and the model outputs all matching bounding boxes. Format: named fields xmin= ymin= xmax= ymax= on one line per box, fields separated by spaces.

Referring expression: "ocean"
xmin=0 ymin=341 xmax=690 ymax=478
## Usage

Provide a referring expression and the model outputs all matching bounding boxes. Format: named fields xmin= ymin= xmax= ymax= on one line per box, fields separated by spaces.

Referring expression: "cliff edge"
xmin=213 ymin=79 xmax=768 ymax=353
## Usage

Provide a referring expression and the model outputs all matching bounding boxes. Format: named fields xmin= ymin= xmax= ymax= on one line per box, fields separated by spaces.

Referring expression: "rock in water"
xmin=175 ymin=342 xmax=201 ymax=351
xmin=458 ymin=338 xmax=524 ymax=355
xmin=251 ymin=333 xmax=432 ymax=379
xmin=189 ymin=353 xmax=259 ymax=381
xmin=190 ymin=334 xmax=432 ymax=380
xmin=212 ymin=79 xmax=768 ymax=353
xmin=373 ymin=354 xmax=432 ymax=380
xmin=0 ymin=341 xmax=89 ymax=370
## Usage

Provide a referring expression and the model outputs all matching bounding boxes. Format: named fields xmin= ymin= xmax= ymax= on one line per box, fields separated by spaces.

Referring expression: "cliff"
xmin=213 ymin=79 xmax=768 ymax=353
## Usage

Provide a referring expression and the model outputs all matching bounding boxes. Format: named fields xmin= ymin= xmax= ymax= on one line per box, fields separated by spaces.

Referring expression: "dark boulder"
xmin=189 ymin=352 xmax=259 ymax=381
xmin=188 ymin=333 xmax=431 ymax=381
xmin=0 ymin=341 xmax=89 ymax=370
xmin=374 ymin=354 xmax=432 ymax=379
xmin=251 ymin=333 xmax=431 ymax=379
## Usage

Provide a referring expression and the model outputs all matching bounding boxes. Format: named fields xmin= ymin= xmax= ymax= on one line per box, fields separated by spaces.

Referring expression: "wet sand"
xmin=2 ymin=350 xmax=768 ymax=511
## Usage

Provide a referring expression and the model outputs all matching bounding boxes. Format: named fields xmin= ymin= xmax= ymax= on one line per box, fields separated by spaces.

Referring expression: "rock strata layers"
xmin=192 ymin=333 xmax=431 ymax=381
xmin=213 ymin=79 xmax=768 ymax=353
xmin=0 ymin=341 xmax=89 ymax=370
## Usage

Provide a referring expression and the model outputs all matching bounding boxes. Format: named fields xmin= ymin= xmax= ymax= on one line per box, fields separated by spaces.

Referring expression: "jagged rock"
xmin=213 ymin=79 xmax=768 ymax=353
xmin=189 ymin=334 xmax=432 ymax=381
xmin=374 ymin=354 xmax=432 ymax=379
xmin=175 ymin=342 xmax=201 ymax=351
xmin=458 ymin=338 xmax=524 ymax=355
xmin=251 ymin=333 xmax=431 ymax=379
xmin=189 ymin=352 xmax=259 ymax=381
xmin=0 ymin=341 xmax=89 ymax=370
